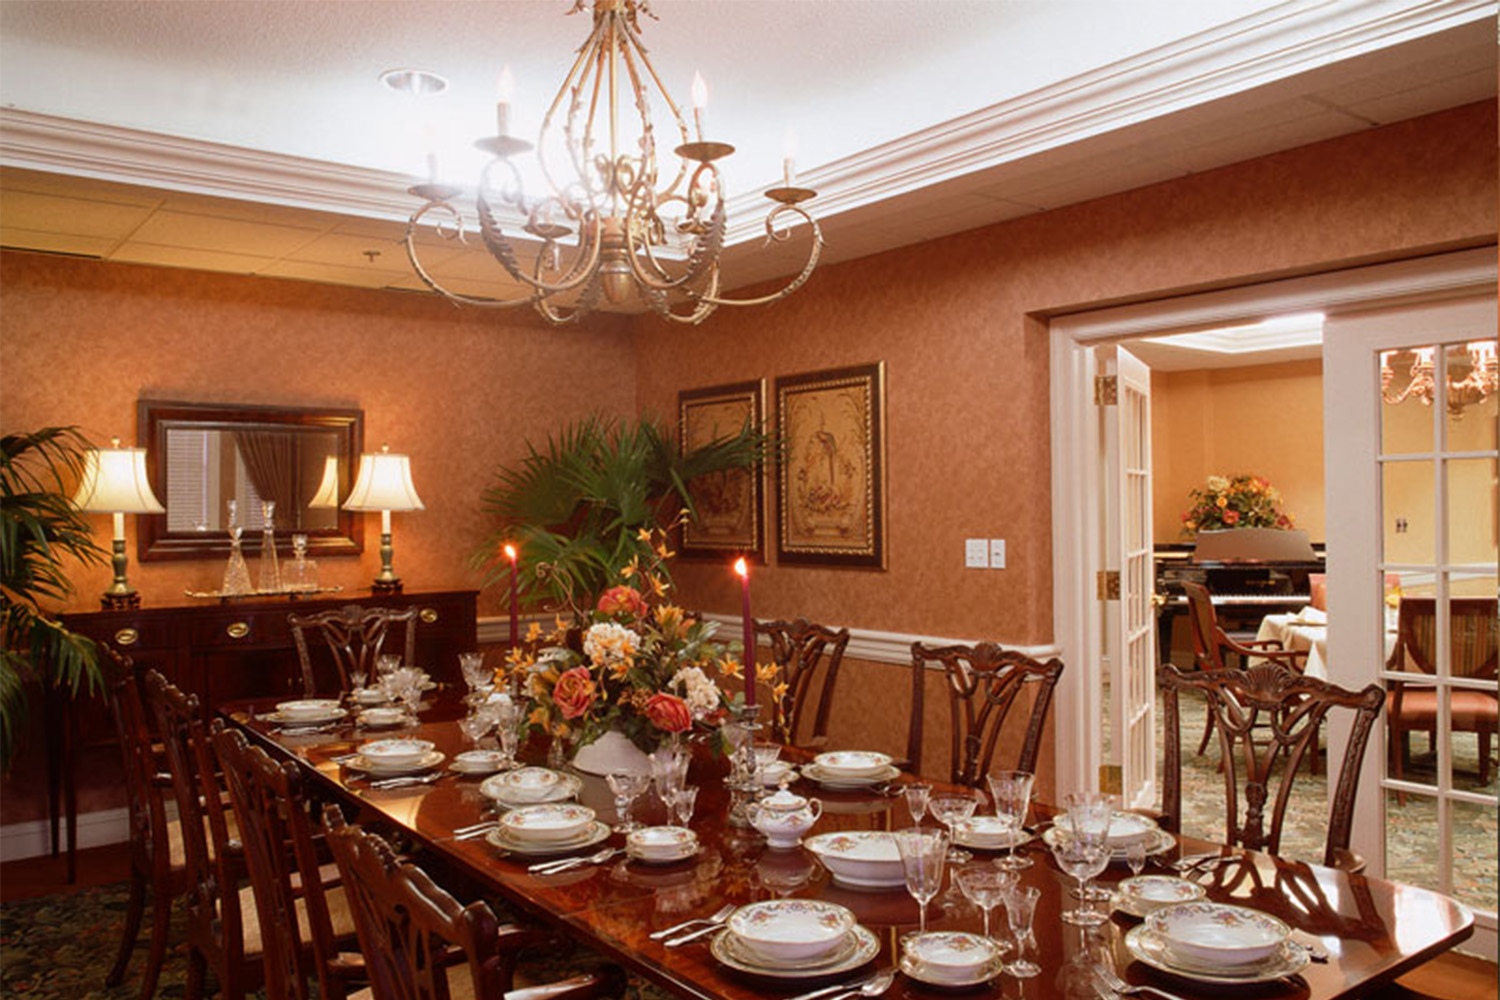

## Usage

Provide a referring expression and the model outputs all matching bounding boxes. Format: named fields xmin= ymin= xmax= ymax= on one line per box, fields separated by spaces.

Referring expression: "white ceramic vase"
xmin=571 ymin=728 xmax=654 ymax=776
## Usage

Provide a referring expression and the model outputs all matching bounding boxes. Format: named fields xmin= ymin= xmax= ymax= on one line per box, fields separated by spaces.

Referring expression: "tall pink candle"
xmin=504 ymin=544 xmax=519 ymax=648
xmin=734 ymin=557 xmax=755 ymax=707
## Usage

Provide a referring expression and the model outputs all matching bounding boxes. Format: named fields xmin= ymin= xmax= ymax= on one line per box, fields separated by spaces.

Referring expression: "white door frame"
xmin=1049 ymin=245 xmax=1496 ymax=797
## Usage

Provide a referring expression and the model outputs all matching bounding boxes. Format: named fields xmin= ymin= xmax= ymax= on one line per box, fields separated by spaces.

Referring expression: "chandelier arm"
xmin=476 ymin=193 xmax=604 ymax=295
xmin=623 ymin=191 xmax=726 ymax=293
xmin=403 ymin=220 xmax=539 ymax=312
xmin=532 ymin=265 xmax=602 ymax=325
xmin=697 ymin=207 xmax=825 ymax=308
xmin=541 ymin=15 xmax=608 ymax=210
xmin=616 ymin=19 xmax=687 ymax=200
xmin=644 ymin=268 xmax=721 ymax=326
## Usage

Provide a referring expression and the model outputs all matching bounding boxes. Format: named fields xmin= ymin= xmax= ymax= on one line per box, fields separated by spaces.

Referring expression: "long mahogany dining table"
xmin=222 ymin=690 xmax=1474 ymax=1000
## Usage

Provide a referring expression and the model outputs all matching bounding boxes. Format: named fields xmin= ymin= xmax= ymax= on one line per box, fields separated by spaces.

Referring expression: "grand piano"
xmin=1155 ymin=527 xmax=1325 ymax=661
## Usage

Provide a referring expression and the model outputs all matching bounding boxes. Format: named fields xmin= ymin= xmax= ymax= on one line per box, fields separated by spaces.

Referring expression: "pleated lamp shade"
xmin=71 ymin=442 xmax=165 ymax=514
xmin=342 ymin=448 xmax=424 ymax=513
xmin=308 ymin=456 xmax=341 ymax=509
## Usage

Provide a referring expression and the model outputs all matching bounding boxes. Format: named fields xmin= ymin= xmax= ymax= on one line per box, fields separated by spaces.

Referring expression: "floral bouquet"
xmin=1181 ymin=474 xmax=1294 ymax=535
xmin=501 ymin=525 xmax=782 ymax=755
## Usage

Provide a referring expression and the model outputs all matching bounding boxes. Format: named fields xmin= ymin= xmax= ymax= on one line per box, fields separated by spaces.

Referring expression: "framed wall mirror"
xmin=137 ymin=400 xmax=364 ymax=561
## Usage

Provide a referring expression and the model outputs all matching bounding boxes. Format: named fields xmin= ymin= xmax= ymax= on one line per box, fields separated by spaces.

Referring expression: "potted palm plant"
xmin=0 ymin=427 xmax=106 ymax=770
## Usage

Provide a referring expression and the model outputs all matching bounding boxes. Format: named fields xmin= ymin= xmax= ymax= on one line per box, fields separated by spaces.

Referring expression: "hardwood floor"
xmin=1 ymin=841 xmax=1493 ymax=998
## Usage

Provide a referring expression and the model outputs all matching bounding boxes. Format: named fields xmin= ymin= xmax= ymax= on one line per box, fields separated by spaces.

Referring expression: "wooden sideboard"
xmin=45 ymin=588 xmax=478 ymax=879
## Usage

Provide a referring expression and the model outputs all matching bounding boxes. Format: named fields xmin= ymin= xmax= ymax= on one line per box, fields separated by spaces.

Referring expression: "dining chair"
xmin=1182 ymin=581 xmax=1309 ymax=757
xmin=1159 ymin=661 xmax=1384 ymax=871
xmin=144 ymin=669 xmax=259 ymax=1000
xmin=321 ymin=806 xmax=625 ymax=1000
xmin=287 ymin=604 xmax=419 ymax=695
xmin=903 ymin=641 xmax=1064 ymax=786
xmin=1386 ymin=596 xmax=1498 ymax=790
xmin=212 ymin=726 xmax=363 ymax=1000
xmin=754 ymin=617 xmax=850 ymax=748
xmin=102 ymin=649 xmax=184 ymax=1000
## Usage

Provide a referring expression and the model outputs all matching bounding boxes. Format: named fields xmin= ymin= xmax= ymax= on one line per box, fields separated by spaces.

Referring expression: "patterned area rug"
xmin=0 ymin=881 xmax=671 ymax=1000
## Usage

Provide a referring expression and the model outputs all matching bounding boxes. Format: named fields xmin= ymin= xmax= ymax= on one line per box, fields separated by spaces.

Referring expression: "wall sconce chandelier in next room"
xmin=1380 ymin=341 xmax=1497 ymax=417
xmin=389 ymin=0 xmax=822 ymax=327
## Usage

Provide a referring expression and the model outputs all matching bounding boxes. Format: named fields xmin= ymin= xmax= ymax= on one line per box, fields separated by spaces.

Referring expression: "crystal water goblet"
xmin=954 ymin=866 xmax=1017 ymax=943
xmin=929 ymin=791 xmax=981 ymax=862
xmin=1063 ymin=792 xmax=1115 ymax=902
xmin=668 ymin=784 xmax=699 ymax=826
xmin=651 ymin=746 xmax=689 ymax=803
xmin=375 ymin=653 xmax=401 ymax=678
xmin=493 ymin=701 xmax=523 ymax=765
xmin=396 ymin=668 xmax=424 ymax=719
xmin=606 ymin=770 xmax=649 ymax=833
xmin=986 ymin=770 xmax=1034 ymax=870
xmin=1125 ymin=838 xmax=1148 ymax=878
xmin=458 ymin=712 xmax=490 ymax=746
xmin=349 ymin=665 xmax=368 ymax=698
xmin=459 ymin=651 xmax=489 ymax=704
xmin=894 ymin=827 xmax=949 ymax=937
xmin=903 ymin=781 xmax=933 ymax=826
xmin=1002 ymin=884 xmax=1041 ymax=978
xmin=1050 ymin=836 xmax=1110 ymax=925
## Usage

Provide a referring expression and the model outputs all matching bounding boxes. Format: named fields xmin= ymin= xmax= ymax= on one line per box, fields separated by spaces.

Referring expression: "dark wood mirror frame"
xmin=137 ymin=400 xmax=364 ymax=562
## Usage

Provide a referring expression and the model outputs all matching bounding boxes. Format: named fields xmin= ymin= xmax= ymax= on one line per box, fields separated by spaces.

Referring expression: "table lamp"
xmin=342 ymin=444 xmax=424 ymax=594
xmin=71 ymin=437 xmax=165 ymax=609
xmin=307 ymin=455 xmax=341 ymax=509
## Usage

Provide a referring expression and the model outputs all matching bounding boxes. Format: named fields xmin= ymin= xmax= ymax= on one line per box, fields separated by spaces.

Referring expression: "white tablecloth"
xmin=1255 ymin=611 xmax=1398 ymax=681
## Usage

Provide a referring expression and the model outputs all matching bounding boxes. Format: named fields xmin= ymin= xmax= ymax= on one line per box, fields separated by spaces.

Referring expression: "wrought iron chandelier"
xmin=1380 ymin=341 xmax=1497 ymax=417
xmin=396 ymin=0 xmax=822 ymax=326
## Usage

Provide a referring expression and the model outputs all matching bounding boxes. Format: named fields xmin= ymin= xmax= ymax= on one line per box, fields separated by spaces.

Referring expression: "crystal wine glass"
xmin=459 ymin=651 xmax=490 ymax=704
xmin=375 ymin=653 xmax=402 ymax=681
xmin=1002 ymin=884 xmax=1041 ymax=978
xmin=606 ymin=770 xmax=649 ymax=833
xmin=928 ymin=791 xmax=981 ymax=862
xmin=1064 ymin=792 xmax=1115 ymax=902
xmin=954 ymin=866 xmax=1017 ymax=942
xmin=668 ymin=784 xmax=699 ymax=826
xmin=651 ymin=745 xmax=689 ymax=803
xmin=493 ymin=700 xmax=524 ymax=765
xmin=903 ymin=781 xmax=933 ymax=826
xmin=894 ymin=827 xmax=949 ymax=937
xmin=458 ymin=712 xmax=490 ymax=746
xmin=1050 ymin=836 xmax=1110 ymax=926
xmin=1125 ymin=838 xmax=1148 ymax=878
xmin=986 ymin=770 xmax=1034 ymax=870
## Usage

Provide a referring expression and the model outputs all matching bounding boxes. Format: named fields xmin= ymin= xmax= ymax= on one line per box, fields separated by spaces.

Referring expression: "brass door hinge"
xmin=1097 ymin=569 xmax=1120 ymax=601
xmin=1099 ymin=764 xmax=1123 ymax=796
xmin=1094 ymin=374 xmax=1118 ymax=406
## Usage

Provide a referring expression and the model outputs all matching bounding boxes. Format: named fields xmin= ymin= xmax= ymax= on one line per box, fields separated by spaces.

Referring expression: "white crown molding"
xmin=4 ymin=2 xmax=1489 ymax=255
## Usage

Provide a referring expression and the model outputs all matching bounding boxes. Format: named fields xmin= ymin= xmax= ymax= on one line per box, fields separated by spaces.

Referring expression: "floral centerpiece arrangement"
xmin=1181 ymin=474 xmax=1295 ymax=535
xmin=500 ymin=524 xmax=784 ymax=758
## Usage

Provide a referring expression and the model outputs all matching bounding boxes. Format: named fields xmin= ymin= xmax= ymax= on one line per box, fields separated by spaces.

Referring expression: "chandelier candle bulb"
xmin=691 ymin=71 xmax=708 ymax=140
xmin=496 ymin=66 xmax=514 ymax=136
xmin=735 ymin=557 xmax=755 ymax=707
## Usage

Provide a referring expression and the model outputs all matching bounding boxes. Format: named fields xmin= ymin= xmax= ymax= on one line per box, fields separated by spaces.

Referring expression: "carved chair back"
xmin=1386 ymin=597 xmax=1498 ymax=679
xmin=1182 ymin=581 xmax=1226 ymax=669
xmin=905 ymin=642 xmax=1064 ymax=786
xmin=214 ymin=726 xmax=350 ymax=1000
xmin=755 ymin=617 xmax=850 ymax=746
xmin=1159 ymin=661 xmax=1384 ymax=870
xmin=144 ymin=669 xmax=256 ymax=997
xmin=288 ymin=604 xmax=419 ymax=695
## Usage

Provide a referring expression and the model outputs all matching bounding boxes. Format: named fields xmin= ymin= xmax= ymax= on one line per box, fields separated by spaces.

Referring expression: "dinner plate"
xmin=345 ymin=749 xmax=446 ymax=775
xmin=263 ymin=707 xmax=347 ymax=725
xmin=626 ymin=844 xmax=701 ymax=865
xmin=1042 ymin=825 xmax=1176 ymax=860
xmin=951 ymin=816 xmax=1027 ymax=851
xmin=898 ymin=951 xmax=1005 ymax=989
xmin=480 ymin=771 xmax=583 ymax=807
xmin=485 ymin=820 xmax=612 ymax=856
xmin=710 ymin=925 xmax=878 ymax=979
xmin=801 ymin=763 xmax=901 ymax=788
xmin=1124 ymin=925 xmax=1309 ymax=984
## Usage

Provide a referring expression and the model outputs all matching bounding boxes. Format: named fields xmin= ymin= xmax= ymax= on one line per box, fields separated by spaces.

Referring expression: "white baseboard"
xmin=0 ymin=806 xmax=130 ymax=863
xmin=478 ymin=613 xmax=1059 ymax=667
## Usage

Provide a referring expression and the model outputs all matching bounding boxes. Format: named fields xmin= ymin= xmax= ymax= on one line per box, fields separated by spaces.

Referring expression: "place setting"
xmin=1123 ymin=900 xmax=1311 ymax=985
xmin=479 ymin=765 xmax=583 ymax=808
xmin=260 ymin=698 xmax=348 ymax=734
xmin=697 ymin=899 xmax=882 ymax=981
xmin=340 ymin=738 xmax=448 ymax=790
xmin=484 ymin=802 xmax=612 ymax=858
xmin=800 ymin=750 xmax=901 ymax=791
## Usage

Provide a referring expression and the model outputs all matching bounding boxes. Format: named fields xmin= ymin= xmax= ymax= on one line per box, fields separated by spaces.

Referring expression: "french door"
xmin=1324 ymin=294 xmax=1497 ymax=960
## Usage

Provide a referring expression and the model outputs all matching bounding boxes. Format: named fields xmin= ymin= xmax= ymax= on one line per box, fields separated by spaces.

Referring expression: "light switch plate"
xmin=989 ymin=539 xmax=1006 ymax=569
xmin=965 ymin=538 xmax=989 ymax=569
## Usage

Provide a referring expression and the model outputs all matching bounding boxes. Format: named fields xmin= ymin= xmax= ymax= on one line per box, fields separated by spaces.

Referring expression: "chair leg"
xmin=1196 ymin=709 xmax=1215 ymax=757
xmin=106 ymin=867 xmax=147 ymax=986
xmin=138 ymin=883 xmax=173 ymax=1000
xmin=185 ymin=948 xmax=207 ymax=1000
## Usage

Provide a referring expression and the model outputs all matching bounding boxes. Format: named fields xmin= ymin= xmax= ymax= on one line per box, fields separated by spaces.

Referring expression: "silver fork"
xmin=1093 ymin=965 xmax=1190 ymax=1000
xmin=650 ymin=904 xmax=734 ymax=942
xmin=528 ymin=846 xmax=621 ymax=874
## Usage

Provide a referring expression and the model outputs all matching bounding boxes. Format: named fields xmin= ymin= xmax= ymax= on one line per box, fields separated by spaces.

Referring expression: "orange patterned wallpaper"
xmin=638 ymin=103 xmax=1497 ymax=649
xmin=0 ymin=253 xmax=638 ymax=615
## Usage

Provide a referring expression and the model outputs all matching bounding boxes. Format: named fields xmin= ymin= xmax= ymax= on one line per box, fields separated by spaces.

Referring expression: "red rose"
xmin=597 ymin=585 xmax=648 ymax=618
xmin=1223 ymin=509 xmax=1241 ymax=525
xmin=552 ymin=666 xmax=596 ymax=720
xmin=644 ymin=693 xmax=692 ymax=733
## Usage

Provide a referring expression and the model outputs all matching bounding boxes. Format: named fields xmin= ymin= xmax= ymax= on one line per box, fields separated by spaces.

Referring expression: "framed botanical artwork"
xmin=677 ymin=379 xmax=767 ymax=561
xmin=775 ymin=362 xmax=887 ymax=568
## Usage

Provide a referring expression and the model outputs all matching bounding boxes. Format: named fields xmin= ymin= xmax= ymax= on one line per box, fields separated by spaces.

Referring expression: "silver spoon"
xmin=828 ymin=969 xmax=895 ymax=1000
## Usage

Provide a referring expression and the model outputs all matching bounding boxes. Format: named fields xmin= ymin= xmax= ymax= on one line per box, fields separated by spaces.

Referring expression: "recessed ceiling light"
xmin=379 ymin=68 xmax=448 ymax=97
xmin=1143 ymin=312 xmax=1325 ymax=354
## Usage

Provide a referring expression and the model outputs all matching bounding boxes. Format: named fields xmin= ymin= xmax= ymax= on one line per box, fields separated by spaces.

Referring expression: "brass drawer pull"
xmin=420 ymin=608 xmax=439 ymax=624
xmin=114 ymin=628 xmax=139 ymax=647
xmin=226 ymin=622 xmax=250 ymax=640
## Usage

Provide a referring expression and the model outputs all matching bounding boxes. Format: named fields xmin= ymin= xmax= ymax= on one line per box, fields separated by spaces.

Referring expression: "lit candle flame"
xmin=504 ymin=543 xmax=518 ymax=561
xmin=733 ymin=556 xmax=748 ymax=578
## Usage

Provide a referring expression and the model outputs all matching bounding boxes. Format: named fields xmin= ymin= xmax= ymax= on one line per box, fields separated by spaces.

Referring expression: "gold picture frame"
xmin=775 ymin=362 xmax=887 ymax=568
xmin=677 ymin=379 xmax=767 ymax=561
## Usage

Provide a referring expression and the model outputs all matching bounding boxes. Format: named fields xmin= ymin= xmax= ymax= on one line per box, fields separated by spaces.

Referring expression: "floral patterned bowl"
xmin=812 ymin=750 xmax=893 ymax=779
xmin=727 ymin=899 xmax=855 ymax=965
xmin=1148 ymin=902 xmax=1290 ymax=966
xmin=275 ymin=699 xmax=342 ymax=720
xmin=1114 ymin=876 xmax=1206 ymax=918
xmin=626 ymin=825 xmax=697 ymax=861
xmin=804 ymin=831 xmax=905 ymax=887
xmin=499 ymin=803 xmax=596 ymax=844
xmin=358 ymin=738 xmax=435 ymax=768
xmin=1104 ymin=811 xmax=1160 ymax=848
xmin=902 ymin=931 xmax=1003 ymax=982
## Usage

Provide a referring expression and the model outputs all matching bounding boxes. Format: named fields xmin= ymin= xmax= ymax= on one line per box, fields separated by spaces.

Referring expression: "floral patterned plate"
xmin=1147 ymin=901 xmax=1290 ymax=966
xmin=712 ymin=924 xmax=877 ymax=978
xmin=1125 ymin=924 xmax=1309 ymax=983
xmin=811 ymin=751 xmax=894 ymax=778
xmin=499 ymin=803 xmax=596 ymax=843
xmin=801 ymin=763 xmax=901 ymax=789
xmin=480 ymin=770 xmax=582 ymax=806
xmin=345 ymin=749 xmax=445 ymax=775
xmin=902 ymin=931 xmax=1003 ymax=983
xmin=898 ymin=951 xmax=1005 ymax=988
xmin=1113 ymin=876 xmax=1206 ymax=918
xmin=1042 ymin=824 xmax=1176 ymax=861
xmin=486 ymin=820 xmax=611 ymax=857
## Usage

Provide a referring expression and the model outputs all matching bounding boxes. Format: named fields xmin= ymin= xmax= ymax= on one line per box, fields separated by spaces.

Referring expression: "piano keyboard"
xmin=1163 ymin=593 xmax=1310 ymax=605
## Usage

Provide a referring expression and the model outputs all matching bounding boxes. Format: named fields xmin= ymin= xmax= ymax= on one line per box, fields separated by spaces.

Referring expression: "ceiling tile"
xmin=127 ymin=210 xmax=322 ymax=257
xmin=109 ymin=241 xmax=276 ymax=273
xmin=0 ymin=189 xmax=152 ymax=238
xmin=1343 ymin=71 xmax=1496 ymax=126
xmin=259 ymin=259 xmax=407 ymax=289
xmin=1160 ymin=110 xmax=1366 ymax=175
xmin=0 ymin=227 xmax=119 ymax=258
xmin=0 ymin=167 xmax=164 ymax=207
xmin=284 ymin=231 xmax=417 ymax=271
xmin=159 ymin=191 xmax=346 ymax=230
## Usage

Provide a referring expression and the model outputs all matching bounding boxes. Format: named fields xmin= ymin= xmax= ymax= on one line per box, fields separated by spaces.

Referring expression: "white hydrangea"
xmin=583 ymin=621 xmax=640 ymax=668
xmin=670 ymin=665 xmax=722 ymax=718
